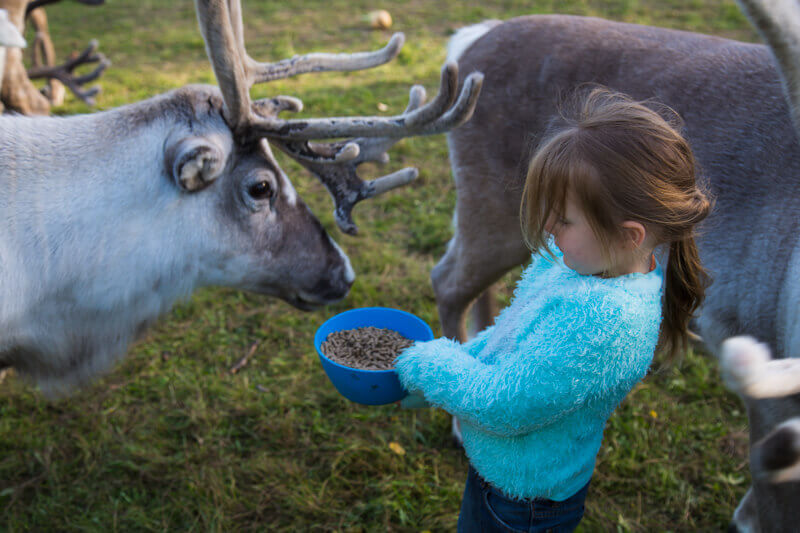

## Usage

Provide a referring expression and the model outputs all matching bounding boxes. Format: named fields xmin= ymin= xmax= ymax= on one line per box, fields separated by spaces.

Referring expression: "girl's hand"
xmin=397 ymin=392 xmax=430 ymax=409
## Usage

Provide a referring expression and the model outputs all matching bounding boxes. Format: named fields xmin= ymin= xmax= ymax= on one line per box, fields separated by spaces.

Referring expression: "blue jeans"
xmin=457 ymin=465 xmax=589 ymax=533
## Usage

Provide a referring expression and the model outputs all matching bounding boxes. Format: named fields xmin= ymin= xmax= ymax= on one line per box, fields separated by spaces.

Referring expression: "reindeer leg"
xmin=468 ymin=289 xmax=497 ymax=339
xmin=431 ymin=227 xmax=526 ymax=343
xmin=720 ymin=336 xmax=800 ymax=526
xmin=752 ymin=418 xmax=800 ymax=483
xmin=28 ymin=7 xmax=65 ymax=106
xmin=432 ymin=141 xmax=529 ymax=342
xmin=1 ymin=46 xmax=50 ymax=115
xmin=730 ymin=486 xmax=760 ymax=533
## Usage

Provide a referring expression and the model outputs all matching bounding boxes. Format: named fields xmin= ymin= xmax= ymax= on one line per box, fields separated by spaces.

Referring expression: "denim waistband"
xmin=471 ymin=465 xmax=590 ymax=508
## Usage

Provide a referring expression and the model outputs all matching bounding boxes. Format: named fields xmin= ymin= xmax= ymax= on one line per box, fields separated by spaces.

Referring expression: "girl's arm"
xmin=395 ymin=294 xmax=655 ymax=437
xmin=461 ymin=324 xmax=496 ymax=355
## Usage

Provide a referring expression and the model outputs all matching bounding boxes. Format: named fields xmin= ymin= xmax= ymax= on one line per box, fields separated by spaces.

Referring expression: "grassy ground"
xmin=0 ymin=0 xmax=759 ymax=531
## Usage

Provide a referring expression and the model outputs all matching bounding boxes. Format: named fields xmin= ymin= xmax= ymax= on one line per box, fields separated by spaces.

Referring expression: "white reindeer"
xmin=0 ymin=0 xmax=483 ymax=396
xmin=436 ymin=1 xmax=800 ymax=530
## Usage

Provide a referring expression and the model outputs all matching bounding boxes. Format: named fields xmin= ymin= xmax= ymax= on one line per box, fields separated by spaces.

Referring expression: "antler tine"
xmin=224 ymin=0 xmax=404 ymax=85
xmin=737 ymin=0 xmax=800 ymax=134
xmin=246 ymin=33 xmax=405 ymax=84
xmin=248 ymin=62 xmax=484 ymax=142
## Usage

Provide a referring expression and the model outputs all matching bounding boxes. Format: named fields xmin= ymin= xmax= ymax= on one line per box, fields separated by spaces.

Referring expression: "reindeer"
xmin=0 ymin=0 xmax=108 ymax=114
xmin=437 ymin=2 xmax=799 ymax=530
xmin=0 ymin=0 xmax=483 ymax=396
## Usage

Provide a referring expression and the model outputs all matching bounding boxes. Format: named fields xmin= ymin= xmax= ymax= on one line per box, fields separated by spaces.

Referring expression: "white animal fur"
xmin=1 ymin=106 xmax=227 ymax=394
xmin=0 ymin=88 xmax=355 ymax=396
xmin=721 ymin=336 xmax=800 ymax=399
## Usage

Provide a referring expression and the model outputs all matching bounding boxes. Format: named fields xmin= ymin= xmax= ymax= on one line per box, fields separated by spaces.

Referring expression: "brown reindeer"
xmin=437 ymin=1 xmax=800 ymax=530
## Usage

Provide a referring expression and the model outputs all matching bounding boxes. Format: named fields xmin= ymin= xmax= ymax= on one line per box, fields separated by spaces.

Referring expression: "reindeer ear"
xmin=166 ymin=137 xmax=226 ymax=192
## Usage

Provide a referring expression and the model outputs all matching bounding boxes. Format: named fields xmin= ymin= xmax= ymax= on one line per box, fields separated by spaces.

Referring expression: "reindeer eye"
xmin=248 ymin=180 xmax=273 ymax=200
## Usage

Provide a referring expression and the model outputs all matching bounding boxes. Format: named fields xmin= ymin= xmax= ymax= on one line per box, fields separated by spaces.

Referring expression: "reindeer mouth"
xmin=289 ymin=294 xmax=323 ymax=311
xmin=286 ymin=290 xmax=346 ymax=311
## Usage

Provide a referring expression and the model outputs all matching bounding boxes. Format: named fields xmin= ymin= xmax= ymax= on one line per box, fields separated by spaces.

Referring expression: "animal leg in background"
xmin=721 ymin=337 xmax=800 ymax=483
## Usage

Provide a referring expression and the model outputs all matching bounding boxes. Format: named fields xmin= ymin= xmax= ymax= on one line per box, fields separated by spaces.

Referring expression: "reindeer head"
xmin=163 ymin=0 xmax=483 ymax=309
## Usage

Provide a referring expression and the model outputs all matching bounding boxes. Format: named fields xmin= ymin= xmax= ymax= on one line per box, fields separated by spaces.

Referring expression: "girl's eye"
xmin=248 ymin=180 xmax=273 ymax=200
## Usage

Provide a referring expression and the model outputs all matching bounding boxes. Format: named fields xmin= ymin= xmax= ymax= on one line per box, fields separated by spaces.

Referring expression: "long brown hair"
xmin=520 ymin=88 xmax=714 ymax=362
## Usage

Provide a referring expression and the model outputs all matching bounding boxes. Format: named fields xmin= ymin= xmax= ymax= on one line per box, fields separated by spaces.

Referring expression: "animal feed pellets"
xmin=321 ymin=327 xmax=413 ymax=370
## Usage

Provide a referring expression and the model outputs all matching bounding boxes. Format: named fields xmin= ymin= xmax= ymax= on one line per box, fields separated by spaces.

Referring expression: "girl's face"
xmin=545 ymin=197 xmax=615 ymax=277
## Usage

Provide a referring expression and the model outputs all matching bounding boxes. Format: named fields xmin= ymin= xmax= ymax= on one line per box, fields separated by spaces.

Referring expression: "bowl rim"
xmin=314 ymin=306 xmax=433 ymax=374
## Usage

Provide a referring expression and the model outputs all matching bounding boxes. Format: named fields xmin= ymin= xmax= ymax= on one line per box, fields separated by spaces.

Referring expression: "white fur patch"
xmin=328 ymin=236 xmax=355 ymax=284
xmin=0 ymin=9 xmax=26 ymax=48
xmin=721 ymin=336 xmax=800 ymax=398
xmin=446 ymin=20 xmax=501 ymax=64
xmin=260 ymin=139 xmax=297 ymax=206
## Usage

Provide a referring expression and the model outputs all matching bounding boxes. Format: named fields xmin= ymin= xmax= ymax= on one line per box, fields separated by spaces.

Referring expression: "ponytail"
xmin=660 ymin=236 xmax=711 ymax=363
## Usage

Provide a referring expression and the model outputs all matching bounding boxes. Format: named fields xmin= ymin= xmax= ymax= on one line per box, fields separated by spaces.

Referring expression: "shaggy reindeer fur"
xmin=0 ymin=86 xmax=354 ymax=395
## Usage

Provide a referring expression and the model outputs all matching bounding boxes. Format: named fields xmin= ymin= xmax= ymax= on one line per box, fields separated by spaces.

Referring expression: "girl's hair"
xmin=520 ymin=87 xmax=714 ymax=363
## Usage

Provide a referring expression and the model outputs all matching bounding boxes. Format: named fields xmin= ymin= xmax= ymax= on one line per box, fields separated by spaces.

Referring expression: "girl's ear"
xmin=620 ymin=220 xmax=647 ymax=249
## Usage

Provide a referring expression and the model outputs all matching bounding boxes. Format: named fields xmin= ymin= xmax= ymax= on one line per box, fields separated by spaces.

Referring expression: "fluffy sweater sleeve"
xmin=394 ymin=270 xmax=659 ymax=438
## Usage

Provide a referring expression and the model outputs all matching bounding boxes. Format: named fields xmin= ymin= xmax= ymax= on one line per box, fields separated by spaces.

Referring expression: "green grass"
xmin=1 ymin=0 xmax=758 ymax=531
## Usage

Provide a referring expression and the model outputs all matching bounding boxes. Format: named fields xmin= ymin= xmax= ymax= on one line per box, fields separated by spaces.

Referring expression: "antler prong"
xmin=366 ymin=167 xmax=419 ymax=197
xmin=248 ymin=33 xmax=405 ymax=84
xmin=405 ymin=63 xmax=457 ymax=128
xmin=252 ymin=95 xmax=303 ymax=117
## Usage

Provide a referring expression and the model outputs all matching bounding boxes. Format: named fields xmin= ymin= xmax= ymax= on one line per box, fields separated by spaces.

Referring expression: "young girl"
xmin=393 ymin=88 xmax=713 ymax=532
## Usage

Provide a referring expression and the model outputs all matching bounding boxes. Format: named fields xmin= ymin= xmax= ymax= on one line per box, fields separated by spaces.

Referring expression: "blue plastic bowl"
xmin=314 ymin=307 xmax=434 ymax=405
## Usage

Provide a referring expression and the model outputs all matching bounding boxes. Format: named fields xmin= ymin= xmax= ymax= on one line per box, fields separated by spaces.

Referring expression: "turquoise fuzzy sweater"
xmin=394 ymin=244 xmax=663 ymax=501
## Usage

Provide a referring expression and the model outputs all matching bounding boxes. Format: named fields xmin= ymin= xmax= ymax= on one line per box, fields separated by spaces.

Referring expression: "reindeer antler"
xmin=26 ymin=39 xmax=110 ymax=105
xmin=269 ymin=63 xmax=483 ymax=234
xmin=195 ymin=0 xmax=483 ymax=233
xmin=195 ymin=0 xmax=405 ymax=136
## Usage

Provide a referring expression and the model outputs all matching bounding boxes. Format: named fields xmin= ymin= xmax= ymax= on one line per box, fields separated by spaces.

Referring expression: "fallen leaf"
xmin=389 ymin=441 xmax=406 ymax=456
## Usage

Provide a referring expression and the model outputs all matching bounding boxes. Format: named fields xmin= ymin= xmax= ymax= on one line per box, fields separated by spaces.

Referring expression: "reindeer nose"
xmin=309 ymin=271 xmax=353 ymax=302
